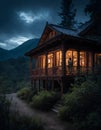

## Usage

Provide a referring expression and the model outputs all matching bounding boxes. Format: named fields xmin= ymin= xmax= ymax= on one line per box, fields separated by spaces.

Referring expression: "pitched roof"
xmin=48 ymin=24 xmax=78 ymax=37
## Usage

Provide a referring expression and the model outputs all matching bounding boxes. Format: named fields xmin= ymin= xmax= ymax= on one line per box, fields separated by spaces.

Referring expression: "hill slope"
xmin=0 ymin=48 xmax=10 ymax=61
xmin=11 ymin=38 xmax=39 ymax=58
xmin=0 ymin=38 xmax=39 ymax=61
xmin=0 ymin=38 xmax=39 ymax=93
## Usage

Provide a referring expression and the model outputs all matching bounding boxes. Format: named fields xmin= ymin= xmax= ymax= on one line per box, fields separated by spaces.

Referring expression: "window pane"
xmin=80 ymin=52 xmax=86 ymax=66
xmin=56 ymin=51 xmax=62 ymax=66
xmin=73 ymin=51 xmax=77 ymax=66
xmin=48 ymin=54 xmax=53 ymax=68
xmin=66 ymin=50 xmax=72 ymax=65
xmin=66 ymin=50 xmax=77 ymax=66
xmin=95 ymin=53 xmax=101 ymax=65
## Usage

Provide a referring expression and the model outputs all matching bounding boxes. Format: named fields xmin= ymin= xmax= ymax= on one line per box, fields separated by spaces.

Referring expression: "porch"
xmin=31 ymin=66 xmax=93 ymax=78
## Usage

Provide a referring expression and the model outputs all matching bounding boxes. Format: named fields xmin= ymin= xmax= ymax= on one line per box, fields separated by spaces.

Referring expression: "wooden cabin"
xmin=25 ymin=22 xmax=101 ymax=94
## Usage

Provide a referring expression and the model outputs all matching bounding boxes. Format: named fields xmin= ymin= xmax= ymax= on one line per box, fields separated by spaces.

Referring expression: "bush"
xmin=17 ymin=87 xmax=35 ymax=102
xmin=0 ymin=95 xmax=11 ymax=130
xmin=10 ymin=113 xmax=44 ymax=130
xmin=74 ymin=112 xmax=101 ymax=130
xmin=30 ymin=91 xmax=60 ymax=111
xmin=59 ymin=80 xmax=101 ymax=129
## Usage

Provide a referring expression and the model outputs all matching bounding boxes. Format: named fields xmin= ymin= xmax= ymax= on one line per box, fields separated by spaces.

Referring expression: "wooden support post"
xmin=34 ymin=80 xmax=36 ymax=91
xmin=45 ymin=53 xmax=48 ymax=75
xmin=77 ymin=51 xmax=80 ymax=75
xmin=52 ymin=79 xmax=54 ymax=91
xmin=61 ymin=81 xmax=64 ymax=96
xmin=45 ymin=79 xmax=48 ymax=90
xmin=86 ymin=52 xmax=89 ymax=76
xmin=43 ymin=80 xmax=45 ymax=90
xmin=62 ymin=44 xmax=66 ymax=76
xmin=39 ymin=79 xmax=40 ymax=92
xmin=45 ymin=53 xmax=48 ymax=90
xmin=30 ymin=57 xmax=33 ymax=74
xmin=31 ymin=79 xmax=33 ymax=90
xmin=92 ymin=52 xmax=95 ymax=73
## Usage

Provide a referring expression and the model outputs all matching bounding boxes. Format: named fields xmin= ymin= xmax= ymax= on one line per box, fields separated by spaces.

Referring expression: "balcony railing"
xmin=31 ymin=66 xmax=95 ymax=77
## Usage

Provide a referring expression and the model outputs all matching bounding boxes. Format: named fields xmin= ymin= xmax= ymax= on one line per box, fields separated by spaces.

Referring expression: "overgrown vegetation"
xmin=0 ymin=95 xmax=44 ymax=130
xmin=0 ymin=57 xmax=30 ymax=94
xmin=9 ymin=113 xmax=44 ymax=130
xmin=17 ymin=87 xmax=36 ymax=102
xmin=30 ymin=91 xmax=60 ymax=111
xmin=59 ymin=80 xmax=101 ymax=130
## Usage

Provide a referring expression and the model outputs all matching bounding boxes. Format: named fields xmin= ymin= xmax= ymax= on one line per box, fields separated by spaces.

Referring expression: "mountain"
xmin=10 ymin=38 xmax=39 ymax=58
xmin=0 ymin=38 xmax=39 ymax=61
xmin=0 ymin=38 xmax=39 ymax=93
xmin=0 ymin=48 xmax=10 ymax=61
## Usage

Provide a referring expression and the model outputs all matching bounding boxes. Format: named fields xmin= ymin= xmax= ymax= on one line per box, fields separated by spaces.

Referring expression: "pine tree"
xmin=85 ymin=0 xmax=101 ymax=24
xmin=59 ymin=0 xmax=76 ymax=29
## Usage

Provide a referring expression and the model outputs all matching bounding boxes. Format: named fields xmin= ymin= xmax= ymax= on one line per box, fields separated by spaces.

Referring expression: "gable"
xmin=38 ymin=25 xmax=60 ymax=45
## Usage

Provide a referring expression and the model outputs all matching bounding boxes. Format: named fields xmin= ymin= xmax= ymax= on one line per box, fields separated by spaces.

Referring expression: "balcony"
xmin=31 ymin=66 xmax=94 ymax=78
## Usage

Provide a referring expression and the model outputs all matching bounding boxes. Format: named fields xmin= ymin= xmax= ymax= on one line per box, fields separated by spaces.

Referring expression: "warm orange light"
xmin=48 ymin=59 xmax=50 ymax=63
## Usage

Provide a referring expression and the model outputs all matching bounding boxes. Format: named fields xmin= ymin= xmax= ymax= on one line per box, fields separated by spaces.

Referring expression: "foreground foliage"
xmin=59 ymin=80 xmax=101 ymax=130
xmin=30 ymin=91 xmax=60 ymax=111
xmin=10 ymin=113 xmax=44 ymax=130
xmin=17 ymin=87 xmax=34 ymax=102
xmin=0 ymin=95 xmax=44 ymax=130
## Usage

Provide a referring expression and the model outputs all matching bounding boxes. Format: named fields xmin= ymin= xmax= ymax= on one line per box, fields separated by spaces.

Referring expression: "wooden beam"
xmin=45 ymin=53 xmax=48 ymax=75
xmin=92 ymin=52 xmax=95 ymax=73
xmin=39 ymin=79 xmax=40 ymax=92
xmin=86 ymin=52 xmax=89 ymax=75
xmin=62 ymin=44 xmax=66 ymax=76
xmin=77 ymin=51 xmax=80 ymax=75
xmin=30 ymin=57 xmax=33 ymax=74
xmin=52 ymin=79 xmax=54 ymax=91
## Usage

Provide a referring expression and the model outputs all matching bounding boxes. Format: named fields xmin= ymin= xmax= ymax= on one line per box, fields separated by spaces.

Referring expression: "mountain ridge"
xmin=0 ymin=38 xmax=39 ymax=61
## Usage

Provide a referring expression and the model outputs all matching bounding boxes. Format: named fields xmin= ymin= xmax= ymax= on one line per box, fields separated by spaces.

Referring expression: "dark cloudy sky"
xmin=0 ymin=0 xmax=89 ymax=50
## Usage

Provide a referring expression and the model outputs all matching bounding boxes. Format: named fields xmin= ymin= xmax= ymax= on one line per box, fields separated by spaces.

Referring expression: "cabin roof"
xmin=48 ymin=24 xmax=78 ymax=37
xmin=78 ymin=21 xmax=93 ymax=35
xmin=25 ymin=22 xmax=101 ymax=56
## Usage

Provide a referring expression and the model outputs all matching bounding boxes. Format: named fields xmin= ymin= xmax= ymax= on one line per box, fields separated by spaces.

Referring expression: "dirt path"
xmin=6 ymin=93 xmax=74 ymax=130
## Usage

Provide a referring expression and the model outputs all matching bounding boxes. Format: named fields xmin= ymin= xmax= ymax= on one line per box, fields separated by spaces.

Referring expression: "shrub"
xmin=74 ymin=112 xmax=101 ymax=130
xmin=0 ymin=95 xmax=10 ymax=130
xmin=30 ymin=91 xmax=60 ymax=111
xmin=59 ymin=80 xmax=101 ymax=129
xmin=10 ymin=113 xmax=44 ymax=130
xmin=17 ymin=87 xmax=35 ymax=102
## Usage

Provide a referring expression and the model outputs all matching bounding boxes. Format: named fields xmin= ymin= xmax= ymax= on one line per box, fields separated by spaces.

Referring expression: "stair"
xmin=52 ymin=102 xmax=63 ymax=113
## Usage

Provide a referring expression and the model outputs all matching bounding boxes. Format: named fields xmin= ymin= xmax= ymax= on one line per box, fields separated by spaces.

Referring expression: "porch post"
xmin=45 ymin=53 xmax=48 ymax=90
xmin=30 ymin=57 xmax=33 ymax=90
xmin=52 ymin=52 xmax=55 ymax=75
xmin=39 ymin=79 xmax=40 ymax=92
xmin=34 ymin=80 xmax=37 ymax=92
xmin=62 ymin=44 xmax=66 ymax=76
xmin=30 ymin=57 xmax=33 ymax=74
xmin=77 ymin=51 xmax=80 ymax=75
xmin=86 ymin=52 xmax=89 ymax=75
xmin=92 ymin=52 xmax=95 ymax=73
xmin=52 ymin=79 xmax=54 ymax=91
xmin=45 ymin=53 xmax=48 ymax=75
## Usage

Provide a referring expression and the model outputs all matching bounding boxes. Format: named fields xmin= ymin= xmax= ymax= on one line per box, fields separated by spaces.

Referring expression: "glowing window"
xmin=95 ymin=53 xmax=101 ymax=65
xmin=56 ymin=51 xmax=62 ymax=66
xmin=80 ymin=51 xmax=86 ymax=67
xmin=66 ymin=50 xmax=77 ymax=66
xmin=48 ymin=53 xmax=53 ymax=68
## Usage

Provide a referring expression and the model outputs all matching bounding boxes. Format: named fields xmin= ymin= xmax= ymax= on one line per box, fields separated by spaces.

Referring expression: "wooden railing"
xmin=31 ymin=69 xmax=45 ymax=77
xmin=31 ymin=66 xmax=95 ymax=77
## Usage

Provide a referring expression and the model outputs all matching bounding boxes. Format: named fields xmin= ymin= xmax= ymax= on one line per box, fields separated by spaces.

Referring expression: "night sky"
xmin=0 ymin=0 xmax=89 ymax=50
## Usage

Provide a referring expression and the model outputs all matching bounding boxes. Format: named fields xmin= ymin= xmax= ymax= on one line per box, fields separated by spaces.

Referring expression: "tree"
xmin=59 ymin=0 xmax=76 ymax=29
xmin=85 ymin=0 xmax=101 ymax=24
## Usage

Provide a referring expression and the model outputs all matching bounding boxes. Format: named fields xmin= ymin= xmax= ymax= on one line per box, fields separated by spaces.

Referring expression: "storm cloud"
xmin=0 ymin=0 xmax=89 ymax=50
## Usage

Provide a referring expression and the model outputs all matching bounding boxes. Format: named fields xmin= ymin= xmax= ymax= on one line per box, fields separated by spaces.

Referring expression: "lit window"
xmin=56 ymin=51 xmax=62 ymax=66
